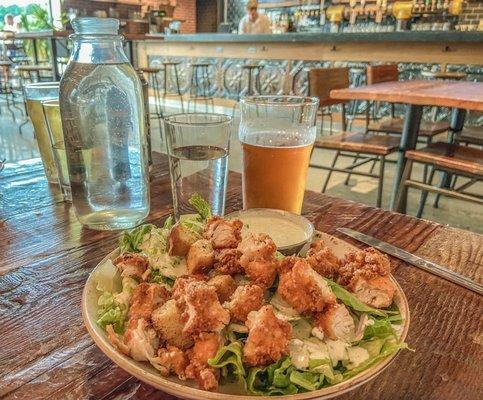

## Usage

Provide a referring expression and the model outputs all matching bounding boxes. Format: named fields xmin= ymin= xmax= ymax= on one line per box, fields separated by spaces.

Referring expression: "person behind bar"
xmin=2 ymin=14 xmax=18 ymax=33
xmin=238 ymin=0 xmax=271 ymax=34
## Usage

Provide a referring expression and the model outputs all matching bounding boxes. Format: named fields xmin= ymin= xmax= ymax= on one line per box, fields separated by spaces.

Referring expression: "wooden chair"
xmin=396 ymin=142 xmax=483 ymax=217
xmin=309 ymin=67 xmax=401 ymax=208
xmin=456 ymin=125 xmax=483 ymax=147
xmin=308 ymin=67 xmax=349 ymax=136
xmin=366 ymin=64 xmax=450 ymax=141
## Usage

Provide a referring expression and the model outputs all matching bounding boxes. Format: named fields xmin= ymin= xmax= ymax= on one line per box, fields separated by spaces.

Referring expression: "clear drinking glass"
xmin=42 ymin=99 xmax=71 ymax=201
xmin=59 ymin=18 xmax=149 ymax=230
xmin=164 ymin=113 xmax=232 ymax=219
xmin=24 ymin=82 xmax=60 ymax=183
xmin=239 ymin=96 xmax=319 ymax=214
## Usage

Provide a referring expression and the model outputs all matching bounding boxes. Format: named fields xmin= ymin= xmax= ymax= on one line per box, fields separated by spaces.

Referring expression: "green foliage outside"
xmin=0 ymin=3 xmax=67 ymax=62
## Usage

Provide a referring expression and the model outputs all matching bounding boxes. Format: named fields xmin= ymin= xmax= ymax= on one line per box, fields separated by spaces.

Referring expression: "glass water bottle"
xmin=60 ymin=18 xmax=150 ymax=230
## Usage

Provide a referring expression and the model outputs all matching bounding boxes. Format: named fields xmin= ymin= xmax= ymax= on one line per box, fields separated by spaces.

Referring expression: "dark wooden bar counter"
xmin=0 ymin=156 xmax=481 ymax=399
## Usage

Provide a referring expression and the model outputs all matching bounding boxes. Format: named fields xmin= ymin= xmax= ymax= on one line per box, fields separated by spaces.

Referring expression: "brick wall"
xmin=174 ymin=0 xmax=197 ymax=33
xmin=62 ymin=0 xmax=197 ymax=33
xmin=197 ymin=0 xmax=219 ymax=32
xmin=62 ymin=0 xmax=140 ymax=19
xmin=458 ymin=0 xmax=483 ymax=27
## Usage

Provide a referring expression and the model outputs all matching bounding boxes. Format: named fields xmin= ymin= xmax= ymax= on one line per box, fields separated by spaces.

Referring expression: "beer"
xmin=241 ymin=132 xmax=313 ymax=214
xmin=239 ymin=96 xmax=319 ymax=214
xmin=26 ymin=99 xmax=58 ymax=183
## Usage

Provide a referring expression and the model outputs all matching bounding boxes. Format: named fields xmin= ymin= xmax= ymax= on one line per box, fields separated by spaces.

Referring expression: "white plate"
xmin=82 ymin=231 xmax=410 ymax=400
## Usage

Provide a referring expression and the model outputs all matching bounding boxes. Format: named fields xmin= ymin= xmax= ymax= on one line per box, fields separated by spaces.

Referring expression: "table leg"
xmin=389 ymin=104 xmax=423 ymax=212
xmin=32 ymin=39 xmax=38 ymax=64
xmin=432 ymin=108 xmax=466 ymax=208
xmin=50 ymin=38 xmax=60 ymax=81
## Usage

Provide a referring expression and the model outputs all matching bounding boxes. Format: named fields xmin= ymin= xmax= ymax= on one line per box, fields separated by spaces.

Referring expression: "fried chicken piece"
xmin=186 ymin=239 xmax=215 ymax=274
xmin=338 ymin=247 xmax=391 ymax=287
xmin=314 ymin=303 xmax=355 ymax=342
xmin=306 ymin=240 xmax=341 ymax=279
xmin=238 ymin=233 xmax=278 ymax=288
xmin=278 ymin=256 xmax=299 ymax=275
xmin=207 ymin=274 xmax=237 ymax=303
xmin=243 ymin=305 xmax=292 ymax=367
xmin=204 ymin=217 xmax=243 ymax=249
xmin=107 ymin=318 xmax=158 ymax=362
xmin=214 ymin=248 xmax=243 ymax=275
xmin=337 ymin=247 xmax=395 ymax=308
xmin=224 ymin=284 xmax=265 ymax=322
xmin=154 ymin=345 xmax=188 ymax=379
xmin=129 ymin=283 xmax=169 ymax=321
xmin=113 ymin=253 xmax=149 ymax=281
xmin=152 ymin=299 xmax=194 ymax=350
xmin=278 ymin=258 xmax=336 ymax=314
xmin=168 ymin=222 xmax=200 ymax=257
xmin=179 ymin=281 xmax=230 ymax=335
xmin=238 ymin=233 xmax=277 ymax=261
xmin=350 ymin=275 xmax=395 ymax=309
xmin=185 ymin=333 xmax=221 ymax=391
xmin=171 ymin=275 xmax=207 ymax=303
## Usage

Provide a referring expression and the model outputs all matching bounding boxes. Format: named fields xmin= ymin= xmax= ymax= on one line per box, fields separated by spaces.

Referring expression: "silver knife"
xmin=337 ymin=227 xmax=483 ymax=296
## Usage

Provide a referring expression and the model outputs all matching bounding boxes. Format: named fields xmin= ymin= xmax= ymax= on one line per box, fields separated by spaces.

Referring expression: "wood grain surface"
xmin=331 ymin=80 xmax=483 ymax=111
xmin=0 ymin=155 xmax=482 ymax=400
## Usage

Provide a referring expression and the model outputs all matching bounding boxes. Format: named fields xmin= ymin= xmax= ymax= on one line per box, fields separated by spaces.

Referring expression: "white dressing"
xmin=326 ymin=339 xmax=349 ymax=367
xmin=347 ymin=346 xmax=370 ymax=369
xmin=239 ymin=215 xmax=309 ymax=248
xmin=289 ymin=339 xmax=310 ymax=370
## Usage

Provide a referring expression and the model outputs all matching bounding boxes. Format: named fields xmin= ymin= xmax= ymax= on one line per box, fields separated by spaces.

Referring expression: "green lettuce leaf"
xmin=343 ymin=339 xmax=409 ymax=380
xmin=289 ymin=370 xmax=322 ymax=392
xmin=119 ymin=224 xmax=154 ymax=253
xmin=208 ymin=342 xmax=246 ymax=389
xmin=96 ymin=292 xmax=127 ymax=334
xmin=150 ymin=269 xmax=175 ymax=286
xmin=363 ymin=317 xmax=396 ymax=340
xmin=188 ymin=193 xmax=212 ymax=220
xmin=247 ymin=357 xmax=299 ymax=395
xmin=324 ymin=278 xmax=387 ymax=317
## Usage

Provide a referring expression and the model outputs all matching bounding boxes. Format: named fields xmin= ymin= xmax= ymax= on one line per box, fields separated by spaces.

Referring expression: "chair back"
xmin=367 ymin=64 xmax=399 ymax=85
xmin=308 ymin=67 xmax=349 ymax=107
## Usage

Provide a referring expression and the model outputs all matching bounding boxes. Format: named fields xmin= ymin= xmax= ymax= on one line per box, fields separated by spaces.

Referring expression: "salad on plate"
xmin=93 ymin=194 xmax=409 ymax=396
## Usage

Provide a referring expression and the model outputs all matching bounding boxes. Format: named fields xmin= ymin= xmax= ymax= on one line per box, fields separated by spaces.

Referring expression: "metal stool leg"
xmin=321 ymin=150 xmax=341 ymax=193
xmin=174 ymin=64 xmax=184 ymax=113
xmin=416 ymin=166 xmax=436 ymax=218
xmin=376 ymin=155 xmax=385 ymax=208
xmin=395 ymin=159 xmax=414 ymax=212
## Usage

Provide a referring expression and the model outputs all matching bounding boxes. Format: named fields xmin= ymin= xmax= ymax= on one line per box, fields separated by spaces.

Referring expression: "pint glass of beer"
xmin=239 ymin=96 xmax=319 ymax=214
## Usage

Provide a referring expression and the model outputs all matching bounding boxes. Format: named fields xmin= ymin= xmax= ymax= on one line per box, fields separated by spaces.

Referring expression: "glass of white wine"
xmin=24 ymin=82 xmax=60 ymax=183
xmin=42 ymin=99 xmax=71 ymax=202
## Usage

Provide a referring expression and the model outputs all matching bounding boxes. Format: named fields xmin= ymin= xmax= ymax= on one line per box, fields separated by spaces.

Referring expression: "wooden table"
xmin=331 ymin=80 xmax=483 ymax=213
xmin=1 ymin=159 xmax=482 ymax=400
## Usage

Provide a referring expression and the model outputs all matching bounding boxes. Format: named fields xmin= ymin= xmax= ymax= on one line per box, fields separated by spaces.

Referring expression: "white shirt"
xmin=238 ymin=14 xmax=272 ymax=34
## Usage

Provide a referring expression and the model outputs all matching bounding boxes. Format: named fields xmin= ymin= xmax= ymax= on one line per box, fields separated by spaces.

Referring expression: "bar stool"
xmin=187 ymin=62 xmax=214 ymax=113
xmin=160 ymin=61 xmax=184 ymax=113
xmin=138 ymin=67 xmax=164 ymax=136
xmin=0 ymin=60 xmax=24 ymax=126
xmin=396 ymin=142 xmax=483 ymax=217
xmin=421 ymin=68 xmax=468 ymax=208
xmin=308 ymin=67 xmax=401 ymax=208
xmin=238 ymin=63 xmax=263 ymax=98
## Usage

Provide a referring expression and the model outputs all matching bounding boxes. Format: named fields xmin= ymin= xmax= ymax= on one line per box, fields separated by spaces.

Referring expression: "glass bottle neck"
xmin=70 ymin=35 xmax=129 ymax=64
